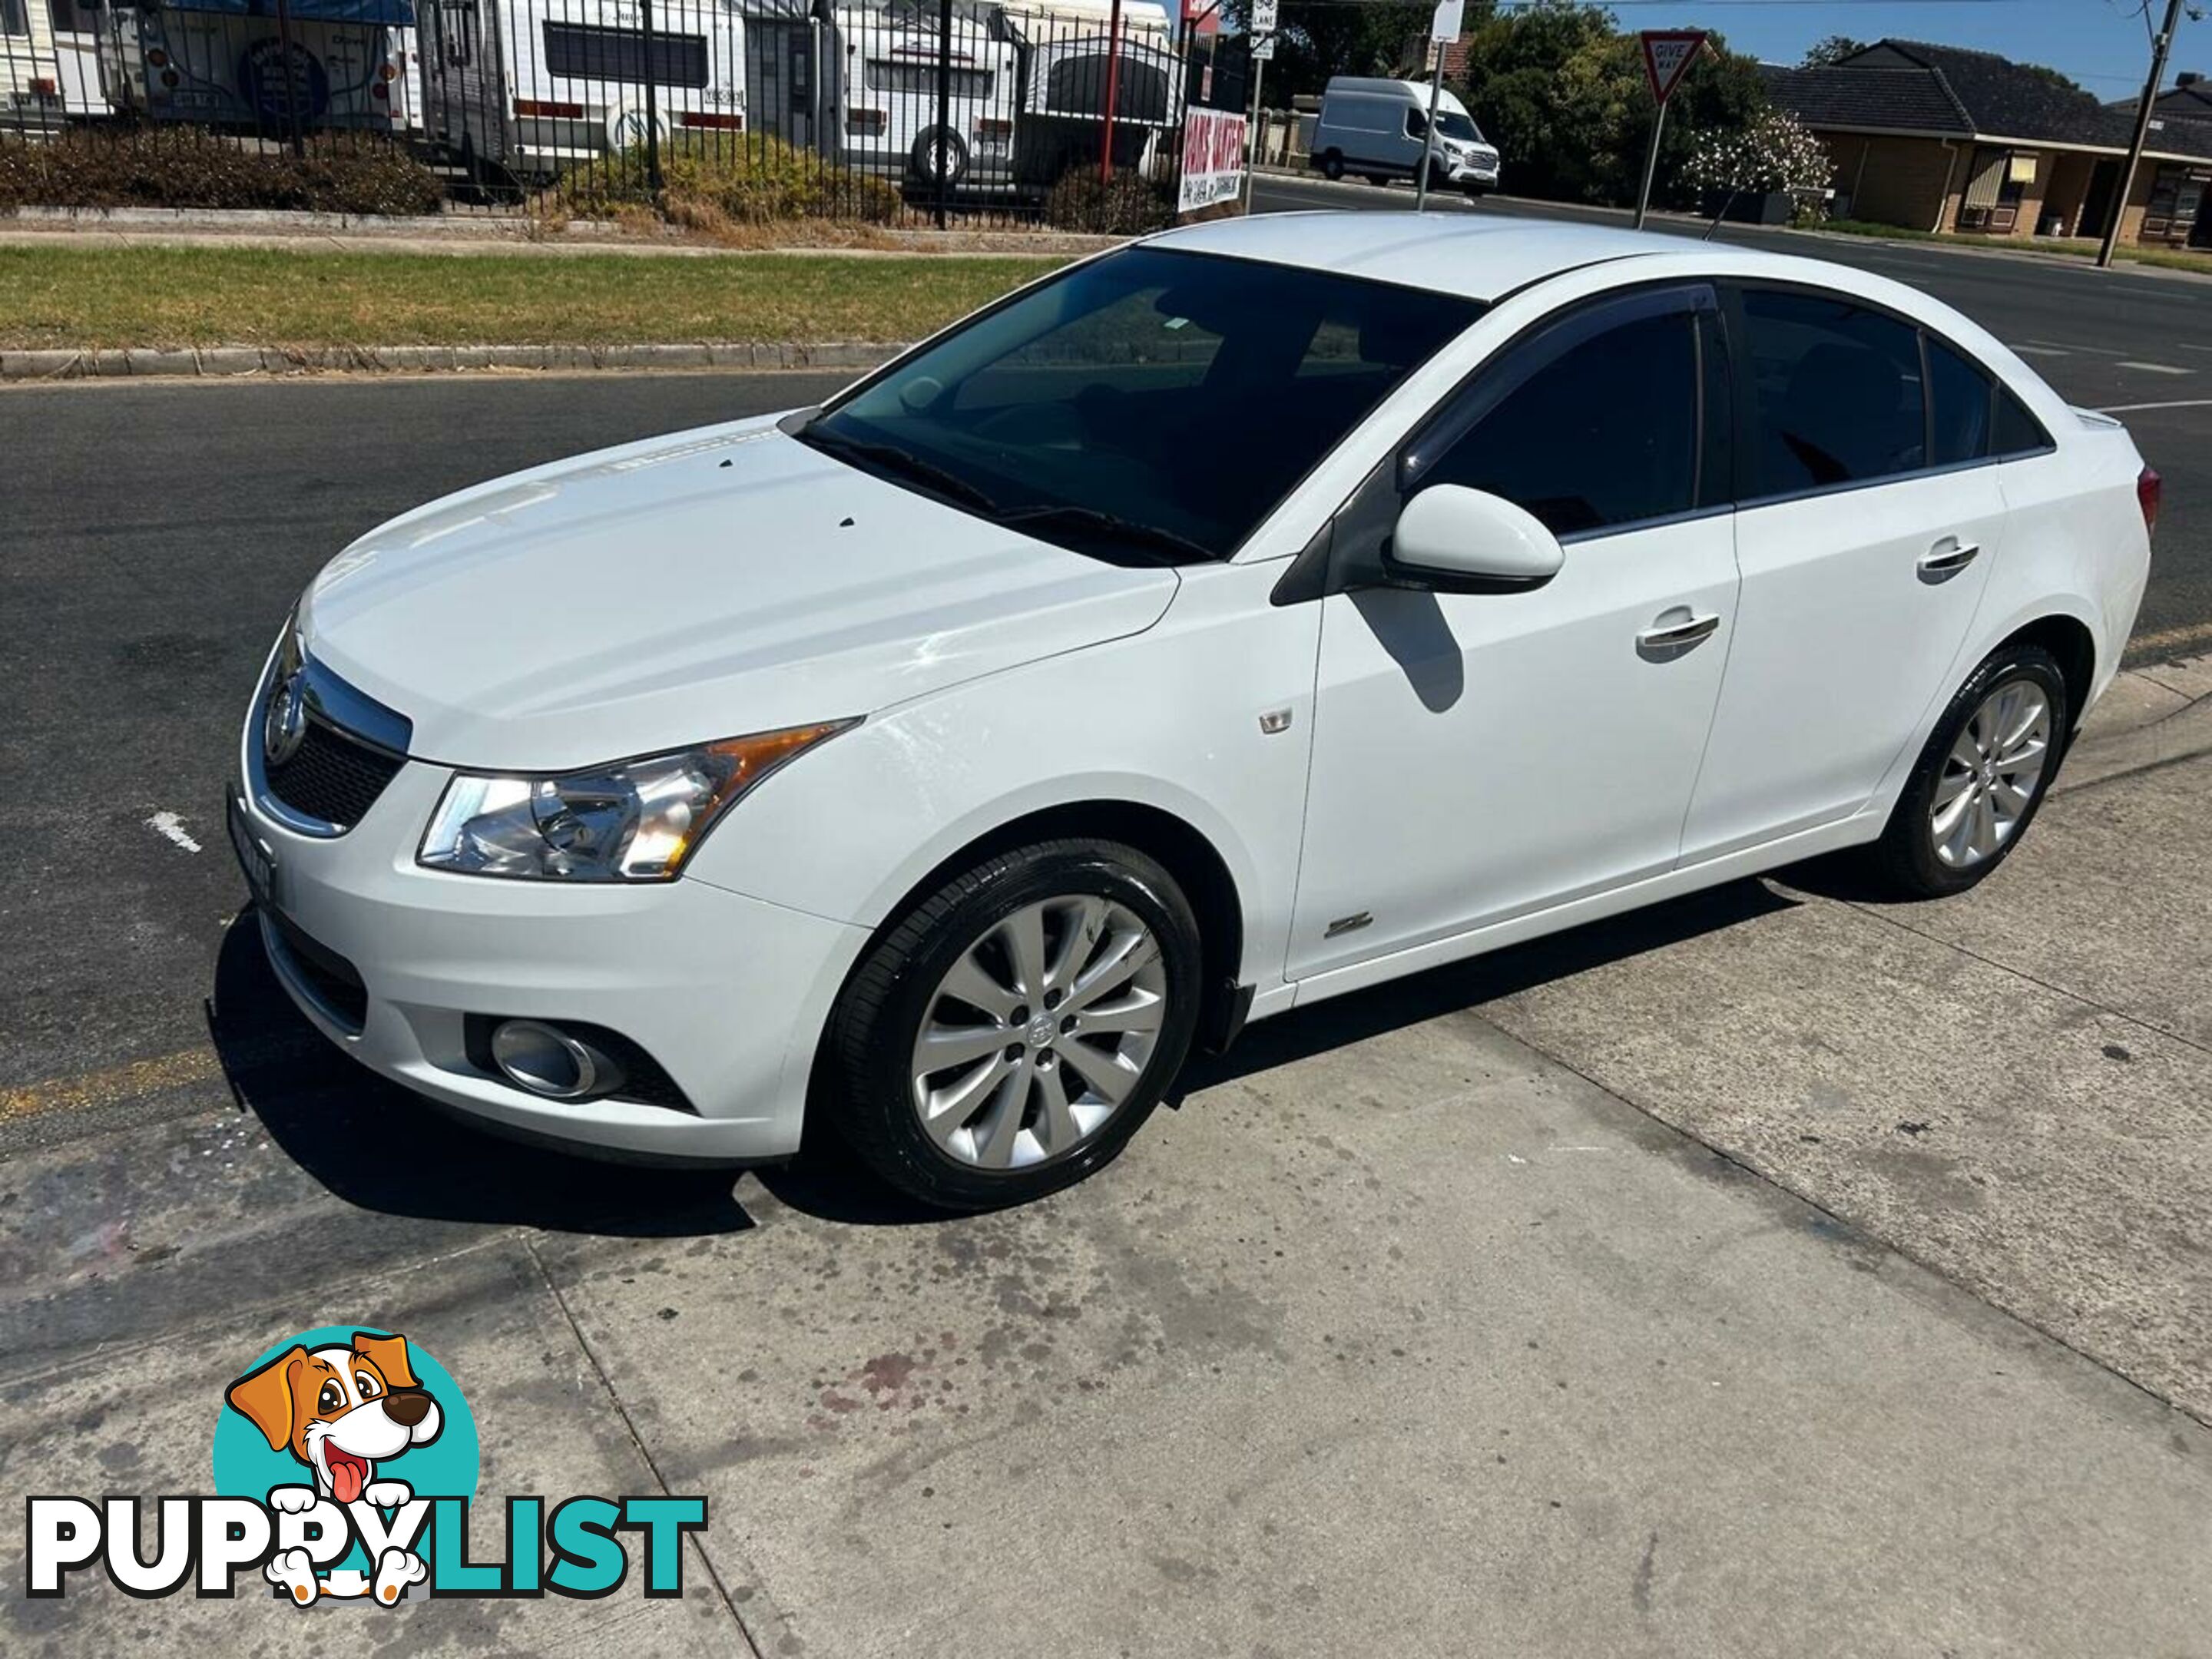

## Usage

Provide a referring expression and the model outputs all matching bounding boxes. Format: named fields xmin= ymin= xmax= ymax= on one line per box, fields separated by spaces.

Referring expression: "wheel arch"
xmin=1992 ymin=612 xmax=2097 ymax=731
xmin=843 ymin=797 xmax=1250 ymax=1054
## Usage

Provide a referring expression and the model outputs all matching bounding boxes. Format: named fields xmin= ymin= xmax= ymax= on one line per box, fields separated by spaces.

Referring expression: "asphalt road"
xmin=1253 ymin=174 xmax=2212 ymax=660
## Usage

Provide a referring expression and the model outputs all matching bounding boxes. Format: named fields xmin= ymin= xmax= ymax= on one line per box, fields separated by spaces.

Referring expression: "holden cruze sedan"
xmin=230 ymin=214 xmax=2154 ymax=1210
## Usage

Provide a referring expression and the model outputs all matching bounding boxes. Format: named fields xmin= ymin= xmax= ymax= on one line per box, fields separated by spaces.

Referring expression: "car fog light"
xmin=488 ymin=1019 xmax=624 ymax=1101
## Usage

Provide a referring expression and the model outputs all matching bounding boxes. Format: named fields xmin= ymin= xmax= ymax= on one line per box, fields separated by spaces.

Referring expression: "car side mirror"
xmin=1385 ymin=485 xmax=1565 ymax=593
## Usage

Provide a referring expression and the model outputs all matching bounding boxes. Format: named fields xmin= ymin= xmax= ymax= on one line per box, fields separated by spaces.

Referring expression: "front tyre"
xmin=826 ymin=839 xmax=1203 ymax=1210
xmin=1867 ymin=643 xmax=2069 ymax=898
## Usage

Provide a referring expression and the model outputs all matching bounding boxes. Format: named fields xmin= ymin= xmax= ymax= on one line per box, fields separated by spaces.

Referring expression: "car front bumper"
xmin=229 ymin=757 xmax=867 ymax=1164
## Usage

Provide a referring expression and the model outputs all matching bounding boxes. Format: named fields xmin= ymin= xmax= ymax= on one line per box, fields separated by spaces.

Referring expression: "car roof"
xmin=1144 ymin=212 xmax=1816 ymax=306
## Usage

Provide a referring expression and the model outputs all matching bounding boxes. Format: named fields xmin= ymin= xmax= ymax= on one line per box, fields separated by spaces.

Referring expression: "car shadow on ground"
xmin=214 ymin=877 xmax=1804 ymax=1237
xmin=209 ymin=913 xmax=757 ymax=1239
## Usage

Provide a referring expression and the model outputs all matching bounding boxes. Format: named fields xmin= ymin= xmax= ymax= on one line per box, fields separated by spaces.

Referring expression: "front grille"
xmin=265 ymin=719 xmax=405 ymax=830
xmin=266 ymin=911 xmax=369 ymax=1033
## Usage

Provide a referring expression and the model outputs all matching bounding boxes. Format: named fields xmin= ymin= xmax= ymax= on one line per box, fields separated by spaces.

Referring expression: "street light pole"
xmin=2100 ymin=0 xmax=2185 ymax=268
xmin=1413 ymin=39 xmax=1443 ymax=212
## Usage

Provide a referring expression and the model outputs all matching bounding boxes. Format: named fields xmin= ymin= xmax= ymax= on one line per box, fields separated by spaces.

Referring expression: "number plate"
xmin=227 ymin=791 xmax=276 ymax=912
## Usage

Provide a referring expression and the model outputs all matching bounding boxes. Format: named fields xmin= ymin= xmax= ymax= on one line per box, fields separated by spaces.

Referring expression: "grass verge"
xmin=0 ymin=244 xmax=1068 ymax=351
xmin=1817 ymin=217 xmax=2212 ymax=276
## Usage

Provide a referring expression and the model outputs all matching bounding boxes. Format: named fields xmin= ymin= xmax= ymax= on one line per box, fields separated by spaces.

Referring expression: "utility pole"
xmin=2101 ymin=0 xmax=2185 ymax=268
xmin=1413 ymin=40 xmax=1444 ymax=211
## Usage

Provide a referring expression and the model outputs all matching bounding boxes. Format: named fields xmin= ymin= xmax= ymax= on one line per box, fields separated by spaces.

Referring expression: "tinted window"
xmin=1741 ymin=289 xmax=1924 ymax=495
xmin=1413 ymin=310 xmax=1700 ymax=537
xmin=811 ymin=247 xmax=1482 ymax=561
xmin=1995 ymin=386 xmax=2053 ymax=456
xmin=542 ymin=22 xmax=710 ymax=88
xmin=1927 ymin=336 xmax=1993 ymax=467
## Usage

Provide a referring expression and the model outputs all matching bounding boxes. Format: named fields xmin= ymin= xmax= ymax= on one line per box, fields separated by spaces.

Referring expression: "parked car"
xmin=1310 ymin=75 xmax=1500 ymax=193
xmin=230 ymin=217 xmax=2154 ymax=1210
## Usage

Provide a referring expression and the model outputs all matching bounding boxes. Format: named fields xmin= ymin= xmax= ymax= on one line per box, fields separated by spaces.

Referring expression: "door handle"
xmin=1918 ymin=537 xmax=1982 ymax=581
xmin=1636 ymin=611 xmax=1721 ymax=656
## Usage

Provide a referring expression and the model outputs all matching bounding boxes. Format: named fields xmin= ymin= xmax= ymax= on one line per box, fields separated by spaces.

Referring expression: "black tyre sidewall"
xmin=1321 ymin=152 xmax=1344 ymax=180
xmin=829 ymin=841 xmax=1203 ymax=1210
xmin=1880 ymin=645 xmax=2070 ymax=897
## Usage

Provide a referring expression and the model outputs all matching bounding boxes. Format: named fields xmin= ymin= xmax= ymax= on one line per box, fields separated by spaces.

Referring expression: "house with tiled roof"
xmin=1763 ymin=40 xmax=2212 ymax=247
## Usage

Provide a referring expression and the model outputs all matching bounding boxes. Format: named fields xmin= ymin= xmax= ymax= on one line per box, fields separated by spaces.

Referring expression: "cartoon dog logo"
xmin=225 ymin=1331 xmax=442 ymax=1605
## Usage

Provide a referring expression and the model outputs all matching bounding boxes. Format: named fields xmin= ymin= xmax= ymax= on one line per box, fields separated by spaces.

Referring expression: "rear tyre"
xmin=1320 ymin=151 xmax=1345 ymax=180
xmin=1865 ymin=644 xmax=2070 ymax=899
xmin=826 ymin=839 xmax=1203 ymax=1211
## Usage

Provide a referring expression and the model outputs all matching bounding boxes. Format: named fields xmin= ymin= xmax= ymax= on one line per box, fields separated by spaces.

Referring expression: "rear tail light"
xmin=846 ymin=108 xmax=886 ymax=137
xmin=145 ymin=48 xmax=167 ymax=68
xmin=976 ymin=115 xmax=1013 ymax=138
xmin=370 ymin=81 xmax=388 ymax=101
xmin=2138 ymin=465 xmax=2161 ymax=537
xmin=30 ymin=75 xmax=58 ymax=97
xmin=514 ymin=98 xmax=584 ymax=119
xmin=678 ymin=111 xmax=744 ymax=131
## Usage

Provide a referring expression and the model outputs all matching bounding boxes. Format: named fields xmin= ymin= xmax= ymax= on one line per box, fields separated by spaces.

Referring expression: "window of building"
xmin=1959 ymin=147 xmax=2033 ymax=232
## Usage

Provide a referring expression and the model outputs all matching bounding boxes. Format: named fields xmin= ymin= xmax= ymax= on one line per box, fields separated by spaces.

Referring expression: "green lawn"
xmin=0 ymin=245 xmax=1068 ymax=350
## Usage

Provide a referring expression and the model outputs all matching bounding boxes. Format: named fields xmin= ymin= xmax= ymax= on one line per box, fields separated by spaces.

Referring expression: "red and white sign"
xmin=1640 ymin=30 xmax=1707 ymax=104
xmin=1177 ymin=108 xmax=1248 ymax=214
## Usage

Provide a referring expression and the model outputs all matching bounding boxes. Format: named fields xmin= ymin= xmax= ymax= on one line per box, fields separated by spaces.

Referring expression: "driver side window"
xmin=1406 ymin=296 xmax=1716 ymax=539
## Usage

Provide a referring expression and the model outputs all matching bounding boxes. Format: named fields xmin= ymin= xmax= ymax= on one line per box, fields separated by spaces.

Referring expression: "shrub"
xmin=1043 ymin=168 xmax=1174 ymax=235
xmin=551 ymin=134 xmax=903 ymax=226
xmin=0 ymin=128 xmax=442 ymax=215
xmin=1682 ymin=109 xmax=1832 ymax=219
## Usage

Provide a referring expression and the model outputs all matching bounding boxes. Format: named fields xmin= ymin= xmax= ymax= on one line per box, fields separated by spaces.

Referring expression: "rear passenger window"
xmin=1740 ymin=289 xmax=1925 ymax=496
xmin=1410 ymin=310 xmax=1700 ymax=538
xmin=1995 ymin=386 xmax=2053 ymax=456
xmin=1927 ymin=337 xmax=1993 ymax=466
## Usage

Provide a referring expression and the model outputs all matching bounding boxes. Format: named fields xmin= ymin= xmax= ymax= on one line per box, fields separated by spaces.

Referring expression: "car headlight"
xmin=418 ymin=720 xmax=857 ymax=882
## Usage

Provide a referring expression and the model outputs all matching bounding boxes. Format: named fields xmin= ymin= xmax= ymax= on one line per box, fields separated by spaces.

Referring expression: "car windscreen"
xmin=799 ymin=247 xmax=1483 ymax=563
xmin=1436 ymin=112 xmax=1481 ymax=142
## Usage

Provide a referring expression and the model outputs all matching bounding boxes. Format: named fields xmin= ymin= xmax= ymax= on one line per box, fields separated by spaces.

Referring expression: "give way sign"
xmin=1640 ymin=30 xmax=1707 ymax=104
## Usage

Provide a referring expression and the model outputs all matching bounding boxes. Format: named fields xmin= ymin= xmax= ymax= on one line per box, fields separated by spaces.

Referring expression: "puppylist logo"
xmin=25 ymin=1326 xmax=707 ymax=1606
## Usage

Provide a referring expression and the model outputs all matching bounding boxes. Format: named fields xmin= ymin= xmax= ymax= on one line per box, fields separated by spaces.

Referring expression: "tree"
xmin=1801 ymin=35 xmax=1866 ymax=67
xmin=1449 ymin=2 xmax=1771 ymax=207
xmin=1215 ymin=0 xmax=1443 ymax=105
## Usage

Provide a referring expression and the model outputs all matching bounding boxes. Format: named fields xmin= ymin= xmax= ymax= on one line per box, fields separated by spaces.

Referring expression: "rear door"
xmin=1681 ymin=283 xmax=2004 ymax=861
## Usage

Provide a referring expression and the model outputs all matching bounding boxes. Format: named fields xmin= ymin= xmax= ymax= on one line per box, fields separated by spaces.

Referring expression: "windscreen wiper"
xmin=993 ymin=505 xmax=1215 ymax=566
xmin=797 ymin=427 xmax=1004 ymax=516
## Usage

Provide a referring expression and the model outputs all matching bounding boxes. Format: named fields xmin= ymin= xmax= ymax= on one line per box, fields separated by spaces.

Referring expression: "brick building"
xmin=1763 ymin=39 xmax=2212 ymax=247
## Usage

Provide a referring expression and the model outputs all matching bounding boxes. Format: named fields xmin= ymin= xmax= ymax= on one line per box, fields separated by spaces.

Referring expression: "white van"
xmin=1309 ymin=75 xmax=1498 ymax=194
xmin=418 ymin=0 xmax=746 ymax=184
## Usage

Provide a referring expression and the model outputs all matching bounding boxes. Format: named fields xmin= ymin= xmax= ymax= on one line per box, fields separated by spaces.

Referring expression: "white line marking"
xmin=2116 ymin=361 xmax=2193 ymax=375
xmin=2097 ymin=398 xmax=2212 ymax=413
xmin=2012 ymin=345 xmax=2070 ymax=356
xmin=145 ymin=811 xmax=203 ymax=854
xmin=2022 ymin=339 xmax=2128 ymax=356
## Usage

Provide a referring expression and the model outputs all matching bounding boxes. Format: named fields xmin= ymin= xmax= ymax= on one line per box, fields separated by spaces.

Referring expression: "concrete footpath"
xmin=3 ymin=663 xmax=2208 ymax=1655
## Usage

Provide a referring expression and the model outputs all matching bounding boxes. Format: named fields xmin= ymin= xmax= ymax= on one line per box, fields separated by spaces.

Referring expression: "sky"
xmin=1613 ymin=1 xmax=2197 ymax=99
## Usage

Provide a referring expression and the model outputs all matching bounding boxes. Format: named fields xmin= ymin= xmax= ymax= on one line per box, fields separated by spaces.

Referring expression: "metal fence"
xmin=1 ymin=0 xmax=1253 ymax=225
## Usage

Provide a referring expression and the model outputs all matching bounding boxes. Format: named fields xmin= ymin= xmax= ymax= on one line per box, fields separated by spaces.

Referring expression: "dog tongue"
xmin=332 ymin=1459 xmax=365 ymax=1505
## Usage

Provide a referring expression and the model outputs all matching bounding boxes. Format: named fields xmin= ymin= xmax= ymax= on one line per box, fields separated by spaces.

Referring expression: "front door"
xmin=1288 ymin=284 xmax=1740 ymax=982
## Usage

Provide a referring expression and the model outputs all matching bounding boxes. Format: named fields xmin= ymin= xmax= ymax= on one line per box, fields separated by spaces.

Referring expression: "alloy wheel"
xmin=1929 ymin=680 xmax=2051 ymax=869
xmin=909 ymin=895 xmax=1167 ymax=1171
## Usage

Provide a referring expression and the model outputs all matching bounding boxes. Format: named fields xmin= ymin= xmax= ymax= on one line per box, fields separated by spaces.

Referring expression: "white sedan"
xmin=230 ymin=214 xmax=2155 ymax=1209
